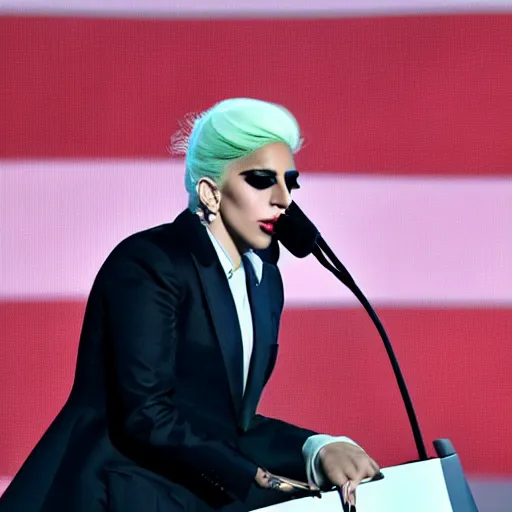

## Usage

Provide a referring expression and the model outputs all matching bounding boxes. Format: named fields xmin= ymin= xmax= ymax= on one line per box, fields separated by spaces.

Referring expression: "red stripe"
xmin=265 ymin=307 xmax=512 ymax=475
xmin=1 ymin=301 xmax=511 ymax=476
xmin=2 ymin=14 xmax=512 ymax=174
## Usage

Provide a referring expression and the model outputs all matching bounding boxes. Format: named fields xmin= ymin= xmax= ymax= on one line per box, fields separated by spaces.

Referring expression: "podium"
xmin=255 ymin=440 xmax=479 ymax=512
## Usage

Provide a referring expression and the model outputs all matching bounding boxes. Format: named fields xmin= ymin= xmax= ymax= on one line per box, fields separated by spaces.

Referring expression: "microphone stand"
xmin=312 ymin=237 xmax=429 ymax=462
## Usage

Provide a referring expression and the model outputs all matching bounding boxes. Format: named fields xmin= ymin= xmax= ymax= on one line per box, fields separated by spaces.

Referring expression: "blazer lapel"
xmin=175 ymin=210 xmax=244 ymax=415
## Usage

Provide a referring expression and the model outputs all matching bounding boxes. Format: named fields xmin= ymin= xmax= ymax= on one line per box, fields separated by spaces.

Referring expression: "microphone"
xmin=274 ymin=201 xmax=320 ymax=258
xmin=274 ymin=201 xmax=429 ymax=462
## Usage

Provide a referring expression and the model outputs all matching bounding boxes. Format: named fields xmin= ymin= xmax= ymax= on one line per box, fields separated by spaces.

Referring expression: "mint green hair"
xmin=183 ymin=98 xmax=302 ymax=210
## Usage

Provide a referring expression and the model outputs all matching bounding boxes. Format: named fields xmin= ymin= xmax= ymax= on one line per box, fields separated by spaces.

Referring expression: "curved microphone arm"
xmin=313 ymin=237 xmax=429 ymax=462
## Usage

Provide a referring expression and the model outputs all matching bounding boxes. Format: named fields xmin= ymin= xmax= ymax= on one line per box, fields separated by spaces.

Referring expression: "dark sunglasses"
xmin=240 ymin=169 xmax=300 ymax=192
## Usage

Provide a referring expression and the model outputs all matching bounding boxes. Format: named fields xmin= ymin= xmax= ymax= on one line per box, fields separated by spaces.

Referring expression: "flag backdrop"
xmin=1 ymin=2 xmax=512 ymax=510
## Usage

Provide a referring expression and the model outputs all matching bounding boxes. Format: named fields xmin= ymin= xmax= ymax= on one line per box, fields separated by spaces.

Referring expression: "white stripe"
xmin=2 ymin=160 xmax=511 ymax=305
xmin=1 ymin=0 xmax=512 ymax=16
xmin=468 ymin=477 xmax=512 ymax=511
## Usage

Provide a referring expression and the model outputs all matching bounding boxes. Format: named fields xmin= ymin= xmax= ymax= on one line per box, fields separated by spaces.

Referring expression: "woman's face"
xmin=219 ymin=141 xmax=300 ymax=252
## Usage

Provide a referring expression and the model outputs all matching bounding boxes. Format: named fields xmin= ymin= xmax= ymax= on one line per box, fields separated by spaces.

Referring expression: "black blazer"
xmin=0 ymin=209 xmax=316 ymax=512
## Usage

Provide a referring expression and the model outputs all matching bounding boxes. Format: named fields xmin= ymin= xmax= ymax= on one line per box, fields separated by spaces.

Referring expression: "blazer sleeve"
xmin=238 ymin=263 xmax=318 ymax=482
xmin=239 ymin=415 xmax=317 ymax=482
xmin=99 ymin=236 xmax=257 ymax=503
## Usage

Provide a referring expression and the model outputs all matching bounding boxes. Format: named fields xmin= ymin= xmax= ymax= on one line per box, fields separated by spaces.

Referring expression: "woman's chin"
xmin=249 ymin=232 xmax=273 ymax=251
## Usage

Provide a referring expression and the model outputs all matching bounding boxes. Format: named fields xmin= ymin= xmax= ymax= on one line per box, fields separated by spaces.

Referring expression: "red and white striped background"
xmin=1 ymin=2 xmax=512 ymax=509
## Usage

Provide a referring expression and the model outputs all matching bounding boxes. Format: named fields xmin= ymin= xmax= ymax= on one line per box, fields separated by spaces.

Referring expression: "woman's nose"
xmin=271 ymin=181 xmax=292 ymax=210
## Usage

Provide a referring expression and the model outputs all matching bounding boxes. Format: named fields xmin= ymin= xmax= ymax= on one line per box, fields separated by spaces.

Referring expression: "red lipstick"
xmin=258 ymin=216 xmax=279 ymax=235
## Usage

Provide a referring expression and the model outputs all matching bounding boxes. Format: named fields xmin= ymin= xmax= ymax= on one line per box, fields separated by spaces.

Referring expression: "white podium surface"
xmin=255 ymin=458 xmax=454 ymax=512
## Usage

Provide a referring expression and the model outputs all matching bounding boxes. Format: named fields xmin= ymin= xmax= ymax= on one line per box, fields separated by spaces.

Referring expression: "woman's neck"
xmin=207 ymin=218 xmax=244 ymax=268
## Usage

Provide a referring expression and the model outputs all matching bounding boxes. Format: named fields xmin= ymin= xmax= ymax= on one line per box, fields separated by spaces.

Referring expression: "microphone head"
xmin=274 ymin=201 xmax=320 ymax=258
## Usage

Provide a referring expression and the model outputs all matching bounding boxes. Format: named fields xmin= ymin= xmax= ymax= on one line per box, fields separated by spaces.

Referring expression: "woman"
xmin=1 ymin=98 xmax=378 ymax=512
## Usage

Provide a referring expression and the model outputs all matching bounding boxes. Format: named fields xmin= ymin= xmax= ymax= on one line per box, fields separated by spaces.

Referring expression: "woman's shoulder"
xmin=95 ymin=218 xmax=193 ymax=284
xmin=112 ymin=222 xmax=184 ymax=258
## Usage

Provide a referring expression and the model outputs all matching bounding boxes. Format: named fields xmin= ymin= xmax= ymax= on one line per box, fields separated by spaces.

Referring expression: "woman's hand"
xmin=255 ymin=468 xmax=273 ymax=488
xmin=318 ymin=442 xmax=380 ymax=505
xmin=255 ymin=468 xmax=319 ymax=495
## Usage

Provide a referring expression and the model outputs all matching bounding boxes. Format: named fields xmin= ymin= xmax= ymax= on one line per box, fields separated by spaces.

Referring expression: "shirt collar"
xmin=206 ymin=227 xmax=263 ymax=284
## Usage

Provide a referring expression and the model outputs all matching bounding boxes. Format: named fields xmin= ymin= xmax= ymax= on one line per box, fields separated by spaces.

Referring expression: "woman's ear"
xmin=197 ymin=177 xmax=221 ymax=213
